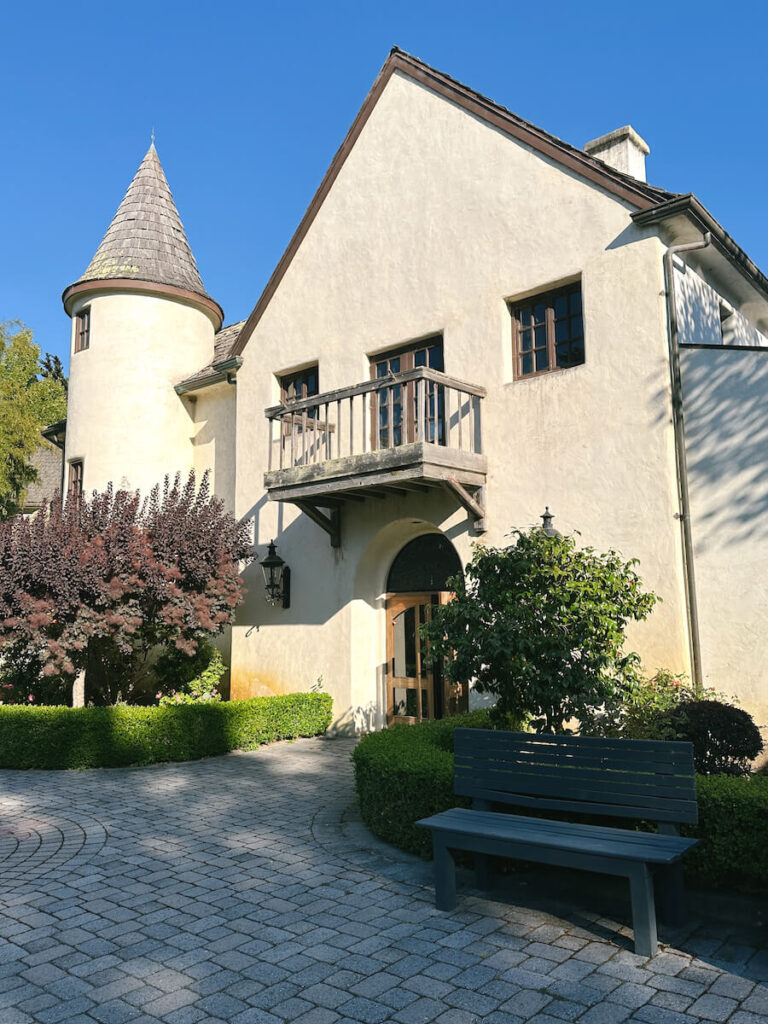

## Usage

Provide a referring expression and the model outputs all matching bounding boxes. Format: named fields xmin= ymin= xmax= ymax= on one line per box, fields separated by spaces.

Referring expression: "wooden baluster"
xmin=336 ymin=399 xmax=341 ymax=459
xmin=324 ymin=402 xmax=329 ymax=460
xmin=279 ymin=415 xmax=284 ymax=469
xmin=314 ymin=405 xmax=320 ymax=462
xmin=364 ymin=387 xmax=370 ymax=452
xmin=388 ymin=386 xmax=394 ymax=448
xmin=444 ymin=386 xmax=451 ymax=449
xmin=301 ymin=409 xmax=307 ymax=465
xmin=290 ymin=411 xmax=296 ymax=466
xmin=350 ymin=395 xmax=354 ymax=456
xmin=268 ymin=417 xmax=273 ymax=472
xmin=416 ymin=379 xmax=424 ymax=442
xmin=468 ymin=395 xmax=475 ymax=453
xmin=458 ymin=391 xmax=464 ymax=451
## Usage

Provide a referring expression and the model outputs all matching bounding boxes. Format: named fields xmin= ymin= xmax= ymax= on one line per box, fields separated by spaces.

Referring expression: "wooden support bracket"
xmin=446 ymin=478 xmax=487 ymax=534
xmin=295 ymin=501 xmax=341 ymax=548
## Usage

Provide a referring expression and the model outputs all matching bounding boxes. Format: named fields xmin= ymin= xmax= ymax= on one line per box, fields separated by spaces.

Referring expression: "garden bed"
xmin=352 ymin=713 xmax=768 ymax=895
xmin=0 ymin=692 xmax=332 ymax=769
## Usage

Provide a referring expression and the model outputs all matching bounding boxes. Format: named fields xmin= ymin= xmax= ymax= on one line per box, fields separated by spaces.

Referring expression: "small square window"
xmin=74 ymin=308 xmax=90 ymax=352
xmin=510 ymin=284 xmax=584 ymax=379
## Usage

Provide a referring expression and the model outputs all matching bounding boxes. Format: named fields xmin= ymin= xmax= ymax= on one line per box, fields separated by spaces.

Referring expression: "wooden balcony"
xmin=264 ymin=367 xmax=487 ymax=545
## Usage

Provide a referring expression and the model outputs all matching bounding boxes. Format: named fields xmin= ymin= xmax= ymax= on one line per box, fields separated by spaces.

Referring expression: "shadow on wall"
xmin=679 ymin=347 xmax=768 ymax=552
xmin=675 ymin=263 xmax=768 ymax=348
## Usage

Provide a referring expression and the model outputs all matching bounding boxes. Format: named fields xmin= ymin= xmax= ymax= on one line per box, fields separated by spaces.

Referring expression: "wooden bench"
xmin=416 ymin=729 xmax=699 ymax=957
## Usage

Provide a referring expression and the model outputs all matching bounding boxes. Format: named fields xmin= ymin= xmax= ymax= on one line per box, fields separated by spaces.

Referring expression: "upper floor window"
xmin=510 ymin=284 xmax=584 ymax=380
xmin=281 ymin=364 xmax=318 ymax=404
xmin=68 ymin=459 xmax=83 ymax=499
xmin=74 ymin=307 xmax=90 ymax=352
xmin=370 ymin=336 xmax=444 ymax=447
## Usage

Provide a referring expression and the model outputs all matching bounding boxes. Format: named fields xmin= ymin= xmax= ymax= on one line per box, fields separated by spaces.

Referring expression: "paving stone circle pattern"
xmin=0 ymin=736 xmax=766 ymax=1024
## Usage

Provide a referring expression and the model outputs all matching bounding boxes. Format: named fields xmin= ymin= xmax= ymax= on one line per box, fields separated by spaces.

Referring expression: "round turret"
xmin=62 ymin=144 xmax=223 ymax=497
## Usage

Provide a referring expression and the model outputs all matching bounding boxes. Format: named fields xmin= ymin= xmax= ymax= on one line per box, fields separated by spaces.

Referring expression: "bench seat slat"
xmin=456 ymin=771 xmax=697 ymax=806
xmin=417 ymin=808 xmax=696 ymax=864
xmin=458 ymin=731 xmax=693 ymax=756
xmin=455 ymin=760 xmax=696 ymax=794
xmin=457 ymin=739 xmax=692 ymax=769
xmin=457 ymin=785 xmax=696 ymax=823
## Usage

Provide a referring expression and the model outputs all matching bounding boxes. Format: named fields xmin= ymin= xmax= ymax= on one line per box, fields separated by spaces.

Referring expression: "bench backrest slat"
xmin=454 ymin=729 xmax=698 ymax=825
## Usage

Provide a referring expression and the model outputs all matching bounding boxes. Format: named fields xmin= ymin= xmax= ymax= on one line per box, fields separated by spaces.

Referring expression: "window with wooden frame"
xmin=68 ymin=459 xmax=83 ymax=499
xmin=510 ymin=284 xmax=584 ymax=379
xmin=370 ymin=335 xmax=445 ymax=448
xmin=280 ymin=364 xmax=319 ymax=436
xmin=74 ymin=307 xmax=90 ymax=353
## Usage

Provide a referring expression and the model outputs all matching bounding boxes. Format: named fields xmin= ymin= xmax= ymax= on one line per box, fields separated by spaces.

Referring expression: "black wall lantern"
xmin=260 ymin=540 xmax=291 ymax=608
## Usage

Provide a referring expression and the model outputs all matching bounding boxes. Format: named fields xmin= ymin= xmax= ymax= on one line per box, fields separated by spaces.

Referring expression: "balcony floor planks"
xmin=264 ymin=441 xmax=487 ymax=503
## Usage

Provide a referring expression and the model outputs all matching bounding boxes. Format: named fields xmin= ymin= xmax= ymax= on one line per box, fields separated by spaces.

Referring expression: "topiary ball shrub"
xmin=661 ymin=700 xmax=764 ymax=776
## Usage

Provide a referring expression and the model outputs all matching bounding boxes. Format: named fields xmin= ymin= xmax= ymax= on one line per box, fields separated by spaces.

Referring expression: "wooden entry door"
xmin=386 ymin=592 xmax=468 ymax=725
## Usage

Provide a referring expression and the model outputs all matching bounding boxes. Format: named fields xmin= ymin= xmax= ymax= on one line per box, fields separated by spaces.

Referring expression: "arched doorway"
xmin=385 ymin=534 xmax=467 ymax=725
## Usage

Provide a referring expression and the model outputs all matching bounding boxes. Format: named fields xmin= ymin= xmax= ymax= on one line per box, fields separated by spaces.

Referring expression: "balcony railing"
xmin=266 ymin=366 xmax=484 ymax=472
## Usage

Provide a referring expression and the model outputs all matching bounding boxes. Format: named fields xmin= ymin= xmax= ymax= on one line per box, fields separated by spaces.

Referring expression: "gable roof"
xmin=227 ymin=48 xmax=680 ymax=361
xmin=70 ymin=143 xmax=212 ymax=300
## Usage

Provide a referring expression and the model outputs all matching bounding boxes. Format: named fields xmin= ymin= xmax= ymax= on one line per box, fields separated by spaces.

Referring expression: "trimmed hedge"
xmin=352 ymin=713 xmax=768 ymax=894
xmin=0 ymin=693 xmax=333 ymax=769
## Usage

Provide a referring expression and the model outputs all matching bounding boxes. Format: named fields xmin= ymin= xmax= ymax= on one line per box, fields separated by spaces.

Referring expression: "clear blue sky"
xmin=3 ymin=0 xmax=767 ymax=369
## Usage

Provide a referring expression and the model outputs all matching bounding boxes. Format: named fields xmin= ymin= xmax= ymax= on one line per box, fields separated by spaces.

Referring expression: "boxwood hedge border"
xmin=0 ymin=692 xmax=333 ymax=769
xmin=351 ymin=711 xmax=768 ymax=894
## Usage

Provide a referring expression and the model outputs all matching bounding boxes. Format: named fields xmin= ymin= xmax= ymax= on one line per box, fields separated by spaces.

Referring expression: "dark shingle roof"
xmin=75 ymin=144 xmax=210 ymax=298
xmin=23 ymin=445 xmax=62 ymax=511
xmin=175 ymin=320 xmax=246 ymax=392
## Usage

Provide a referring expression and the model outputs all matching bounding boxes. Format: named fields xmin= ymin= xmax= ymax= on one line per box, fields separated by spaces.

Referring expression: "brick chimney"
xmin=584 ymin=125 xmax=650 ymax=183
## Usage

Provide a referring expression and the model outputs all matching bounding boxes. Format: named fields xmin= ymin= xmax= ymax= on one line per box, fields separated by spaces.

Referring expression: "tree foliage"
xmin=0 ymin=321 xmax=67 ymax=519
xmin=420 ymin=527 xmax=658 ymax=732
xmin=0 ymin=472 xmax=252 ymax=704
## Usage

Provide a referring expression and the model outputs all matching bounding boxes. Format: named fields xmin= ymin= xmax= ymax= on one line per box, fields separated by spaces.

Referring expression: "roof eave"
xmin=62 ymin=278 xmax=224 ymax=330
xmin=633 ymin=195 xmax=768 ymax=328
xmin=175 ymin=356 xmax=243 ymax=396
xmin=227 ymin=48 xmax=675 ymax=362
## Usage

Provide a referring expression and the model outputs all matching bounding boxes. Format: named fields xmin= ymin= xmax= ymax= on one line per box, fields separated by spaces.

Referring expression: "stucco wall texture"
xmin=65 ymin=291 xmax=215 ymax=496
xmin=63 ymin=70 xmax=768 ymax=736
xmin=231 ymin=71 xmax=693 ymax=729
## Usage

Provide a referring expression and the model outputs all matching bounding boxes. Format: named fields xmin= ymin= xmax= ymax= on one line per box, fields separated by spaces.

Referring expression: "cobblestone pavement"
xmin=0 ymin=737 xmax=766 ymax=1024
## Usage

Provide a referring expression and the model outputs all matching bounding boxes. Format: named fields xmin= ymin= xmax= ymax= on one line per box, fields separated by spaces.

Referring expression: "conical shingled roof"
xmin=75 ymin=144 xmax=210 ymax=298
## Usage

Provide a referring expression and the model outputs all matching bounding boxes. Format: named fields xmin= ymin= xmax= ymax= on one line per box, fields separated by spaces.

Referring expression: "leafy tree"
xmin=0 ymin=472 xmax=251 ymax=704
xmin=39 ymin=352 xmax=68 ymax=394
xmin=421 ymin=527 xmax=658 ymax=733
xmin=0 ymin=321 xmax=67 ymax=518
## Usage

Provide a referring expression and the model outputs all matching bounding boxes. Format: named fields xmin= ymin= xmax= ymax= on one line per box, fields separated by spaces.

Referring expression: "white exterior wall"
xmin=65 ymin=291 xmax=215 ymax=496
xmin=231 ymin=71 xmax=690 ymax=729
xmin=676 ymin=262 xmax=768 ymax=730
xmin=191 ymin=382 xmax=237 ymax=511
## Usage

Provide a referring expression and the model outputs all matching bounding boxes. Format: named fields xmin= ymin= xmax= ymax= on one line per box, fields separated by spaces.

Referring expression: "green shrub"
xmin=684 ymin=775 xmax=768 ymax=891
xmin=658 ymin=700 xmax=764 ymax=776
xmin=156 ymin=645 xmax=225 ymax=706
xmin=351 ymin=710 xmax=491 ymax=856
xmin=352 ymin=714 xmax=768 ymax=893
xmin=0 ymin=692 xmax=332 ymax=769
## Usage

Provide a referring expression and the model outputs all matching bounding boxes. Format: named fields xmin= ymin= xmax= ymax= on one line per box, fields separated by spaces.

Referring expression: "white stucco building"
xmin=58 ymin=50 xmax=768 ymax=732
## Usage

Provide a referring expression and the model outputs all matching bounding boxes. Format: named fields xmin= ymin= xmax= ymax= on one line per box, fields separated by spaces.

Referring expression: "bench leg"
xmin=657 ymin=862 xmax=685 ymax=926
xmin=475 ymin=853 xmax=494 ymax=892
xmin=433 ymin=838 xmax=457 ymax=911
xmin=628 ymin=864 xmax=658 ymax=957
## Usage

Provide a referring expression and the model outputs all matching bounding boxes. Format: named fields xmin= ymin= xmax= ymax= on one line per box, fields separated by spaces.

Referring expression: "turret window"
xmin=68 ymin=460 xmax=83 ymax=498
xmin=74 ymin=308 xmax=90 ymax=352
